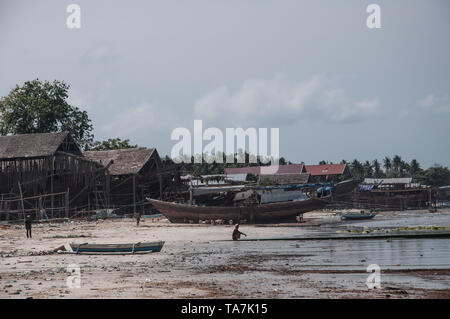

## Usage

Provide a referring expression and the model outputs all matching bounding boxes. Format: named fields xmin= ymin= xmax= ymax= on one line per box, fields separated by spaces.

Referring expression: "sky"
xmin=0 ymin=0 xmax=449 ymax=168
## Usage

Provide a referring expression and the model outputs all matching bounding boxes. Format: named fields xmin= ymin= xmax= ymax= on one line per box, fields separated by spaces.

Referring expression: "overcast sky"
xmin=1 ymin=0 xmax=449 ymax=167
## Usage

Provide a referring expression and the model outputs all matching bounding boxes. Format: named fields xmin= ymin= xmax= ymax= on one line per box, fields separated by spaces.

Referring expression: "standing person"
xmin=232 ymin=224 xmax=247 ymax=241
xmin=135 ymin=212 xmax=141 ymax=226
xmin=25 ymin=215 xmax=32 ymax=238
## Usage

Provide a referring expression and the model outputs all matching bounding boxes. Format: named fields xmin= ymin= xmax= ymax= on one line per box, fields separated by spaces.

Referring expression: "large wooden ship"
xmin=147 ymin=196 xmax=330 ymax=224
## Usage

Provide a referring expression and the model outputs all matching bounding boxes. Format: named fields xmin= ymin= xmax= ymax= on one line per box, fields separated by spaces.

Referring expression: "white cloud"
xmin=419 ymin=94 xmax=450 ymax=113
xmin=326 ymin=99 xmax=379 ymax=123
xmin=67 ymin=89 xmax=90 ymax=111
xmin=101 ymin=102 xmax=166 ymax=137
xmin=194 ymin=74 xmax=379 ymax=126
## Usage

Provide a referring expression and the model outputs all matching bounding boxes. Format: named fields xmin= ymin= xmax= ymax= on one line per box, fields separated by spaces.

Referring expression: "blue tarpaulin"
xmin=358 ymin=185 xmax=375 ymax=192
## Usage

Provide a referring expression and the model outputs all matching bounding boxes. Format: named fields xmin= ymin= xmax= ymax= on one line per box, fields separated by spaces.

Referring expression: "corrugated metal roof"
xmin=225 ymin=164 xmax=305 ymax=175
xmin=364 ymin=178 xmax=413 ymax=184
xmin=305 ymin=164 xmax=347 ymax=176
xmin=260 ymin=173 xmax=310 ymax=185
xmin=226 ymin=174 xmax=248 ymax=182
xmin=84 ymin=148 xmax=157 ymax=176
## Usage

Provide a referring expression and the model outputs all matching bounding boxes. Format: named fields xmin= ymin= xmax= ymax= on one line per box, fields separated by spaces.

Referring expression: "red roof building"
xmin=304 ymin=164 xmax=347 ymax=176
xmin=225 ymin=164 xmax=305 ymax=176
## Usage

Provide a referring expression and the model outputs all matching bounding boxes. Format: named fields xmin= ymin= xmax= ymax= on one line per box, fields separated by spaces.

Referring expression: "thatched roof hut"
xmin=0 ymin=132 xmax=82 ymax=159
xmin=84 ymin=147 xmax=161 ymax=176
xmin=84 ymin=148 xmax=162 ymax=213
xmin=0 ymin=132 xmax=108 ymax=220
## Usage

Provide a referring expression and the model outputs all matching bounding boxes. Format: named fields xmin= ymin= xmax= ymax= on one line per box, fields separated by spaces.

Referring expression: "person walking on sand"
xmin=232 ymin=224 xmax=247 ymax=241
xmin=135 ymin=212 xmax=141 ymax=226
xmin=25 ymin=215 xmax=32 ymax=238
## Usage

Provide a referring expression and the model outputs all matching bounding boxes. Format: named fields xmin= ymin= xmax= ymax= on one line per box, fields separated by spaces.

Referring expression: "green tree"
xmin=400 ymin=161 xmax=410 ymax=177
xmin=415 ymin=165 xmax=450 ymax=186
xmin=363 ymin=160 xmax=373 ymax=178
xmin=87 ymin=138 xmax=138 ymax=151
xmin=351 ymin=159 xmax=364 ymax=179
xmin=409 ymin=159 xmax=422 ymax=177
xmin=392 ymin=155 xmax=403 ymax=175
xmin=0 ymin=79 xmax=93 ymax=148
xmin=383 ymin=156 xmax=392 ymax=176
xmin=372 ymin=159 xmax=384 ymax=178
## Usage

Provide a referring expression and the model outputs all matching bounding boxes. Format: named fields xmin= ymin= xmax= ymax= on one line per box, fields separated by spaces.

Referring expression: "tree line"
xmin=323 ymin=157 xmax=450 ymax=187
xmin=1 ymin=79 xmax=449 ymax=186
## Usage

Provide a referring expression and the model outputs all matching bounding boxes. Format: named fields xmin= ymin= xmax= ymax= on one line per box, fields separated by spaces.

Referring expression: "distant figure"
xmin=232 ymin=224 xmax=247 ymax=241
xmin=40 ymin=208 xmax=49 ymax=221
xmin=135 ymin=212 xmax=141 ymax=226
xmin=25 ymin=215 xmax=32 ymax=238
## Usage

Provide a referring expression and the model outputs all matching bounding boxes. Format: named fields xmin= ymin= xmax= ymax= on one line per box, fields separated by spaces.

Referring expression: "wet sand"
xmin=1 ymin=209 xmax=450 ymax=299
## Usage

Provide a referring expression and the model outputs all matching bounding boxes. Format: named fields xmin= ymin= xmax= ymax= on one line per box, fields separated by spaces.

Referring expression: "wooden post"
xmin=39 ymin=196 xmax=43 ymax=220
xmin=0 ymin=194 xmax=5 ymax=221
xmin=429 ymin=188 xmax=432 ymax=210
xmin=133 ymin=174 xmax=136 ymax=215
xmin=159 ymin=174 xmax=163 ymax=200
xmin=65 ymin=188 xmax=69 ymax=219
xmin=51 ymin=157 xmax=54 ymax=213
xmin=106 ymin=174 xmax=110 ymax=208
xmin=141 ymin=187 xmax=144 ymax=214
xmin=18 ymin=182 xmax=25 ymax=221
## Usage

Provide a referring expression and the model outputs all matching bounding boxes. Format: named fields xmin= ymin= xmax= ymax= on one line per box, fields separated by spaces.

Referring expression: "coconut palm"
xmin=351 ymin=159 xmax=364 ymax=179
xmin=383 ymin=156 xmax=392 ymax=175
xmin=372 ymin=159 xmax=384 ymax=177
xmin=363 ymin=160 xmax=373 ymax=178
xmin=400 ymin=161 xmax=410 ymax=177
xmin=392 ymin=155 xmax=403 ymax=174
xmin=409 ymin=159 xmax=421 ymax=177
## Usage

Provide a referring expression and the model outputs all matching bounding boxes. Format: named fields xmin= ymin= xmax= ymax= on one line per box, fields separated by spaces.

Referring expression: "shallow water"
xmin=337 ymin=210 xmax=450 ymax=229
xmin=205 ymin=238 xmax=450 ymax=271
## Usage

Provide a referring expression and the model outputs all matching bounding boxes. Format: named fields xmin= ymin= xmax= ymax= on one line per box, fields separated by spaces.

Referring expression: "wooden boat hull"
xmin=70 ymin=241 xmax=165 ymax=255
xmin=341 ymin=214 xmax=375 ymax=220
xmin=148 ymin=197 xmax=330 ymax=224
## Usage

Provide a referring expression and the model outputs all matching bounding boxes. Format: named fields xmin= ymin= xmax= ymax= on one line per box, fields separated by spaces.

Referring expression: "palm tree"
xmin=392 ymin=155 xmax=402 ymax=174
xmin=372 ymin=159 xmax=384 ymax=177
xmin=400 ymin=161 xmax=410 ymax=177
xmin=383 ymin=156 xmax=392 ymax=175
xmin=409 ymin=159 xmax=421 ymax=177
xmin=351 ymin=159 xmax=364 ymax=179
xmin=363 ymin=160 xmax=373 ymax=178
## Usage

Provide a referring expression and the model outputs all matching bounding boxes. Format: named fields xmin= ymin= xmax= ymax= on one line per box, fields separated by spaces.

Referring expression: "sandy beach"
xmin=1 ymin=209 xmax=450 ymax=299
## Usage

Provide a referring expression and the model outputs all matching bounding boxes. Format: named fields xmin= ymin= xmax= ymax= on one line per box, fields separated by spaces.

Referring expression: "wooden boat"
xmin=341 ymin=213 xmax=376 ymax=220
xmin=69 ymin=241 xmax=165 ymax=255
xmin=148 ymin=197 xmax=330 ymax=224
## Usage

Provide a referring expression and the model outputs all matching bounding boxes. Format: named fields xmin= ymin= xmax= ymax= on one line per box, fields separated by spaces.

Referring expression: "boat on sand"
xmin=69 ymin=241 xmax=165 ymax=255
xmin=148 ymin=197 xmax=330 ymax=224
xmin=341 ymin=213 xmax=376 ymax=220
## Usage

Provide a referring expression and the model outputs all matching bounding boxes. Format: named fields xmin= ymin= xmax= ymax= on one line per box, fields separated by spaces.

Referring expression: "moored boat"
xmin=341 ymin=213 xmax=376 ymax=220
xmin=69 ymin=241 xmax=165 ymax=254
